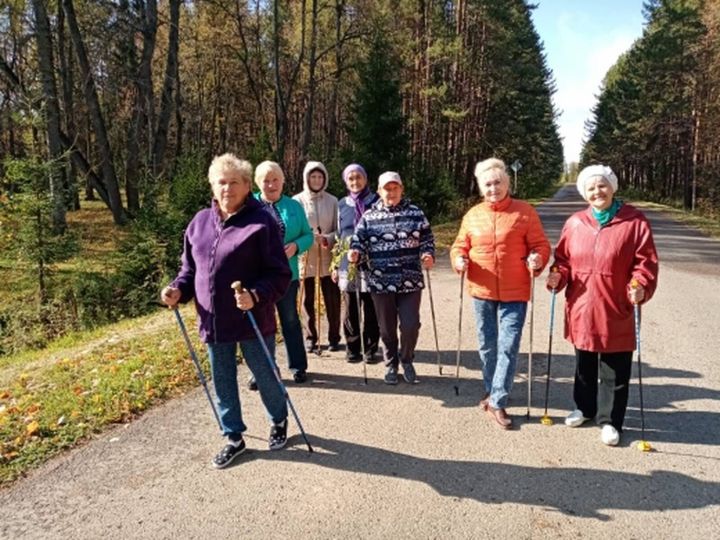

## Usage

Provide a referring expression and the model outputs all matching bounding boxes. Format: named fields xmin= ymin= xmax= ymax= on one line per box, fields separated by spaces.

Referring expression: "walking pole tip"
xmin=540 ymin=415 xmax=553 ymax=426
xmin=637 ymin=440 xmax=653 ymax=452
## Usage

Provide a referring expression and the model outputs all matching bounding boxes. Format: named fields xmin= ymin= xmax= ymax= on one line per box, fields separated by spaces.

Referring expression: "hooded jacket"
xmin=450 ymin=196 xmax=550 ymax=302
xmin=171 ymin=197 xmax=291 ymax=343
xmin=292 ymin=161 xmax=338 ymax=278
xmin=551 ymin=203 xmax=659 ymax=352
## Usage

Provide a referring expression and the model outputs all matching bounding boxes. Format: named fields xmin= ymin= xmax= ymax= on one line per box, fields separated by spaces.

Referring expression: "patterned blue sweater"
xmin=350 ymin=198 xmax=435 ymax=294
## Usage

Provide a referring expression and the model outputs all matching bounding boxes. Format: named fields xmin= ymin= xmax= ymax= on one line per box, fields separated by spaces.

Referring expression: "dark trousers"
xmin=342 ymin=290 xmax=379 ymax=356
xmin=301 ymin=275 xmax=341 ymax=346
xmin=275 ymin=280 xmax=308 ymax=374
xmin=371 ymin=290 xmax=423 ymax=368
xmin=574 ymin=349 xmax=633 ymax=431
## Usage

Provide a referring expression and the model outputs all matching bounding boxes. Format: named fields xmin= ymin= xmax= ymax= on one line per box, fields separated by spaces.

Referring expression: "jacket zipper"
xmin=209 ymin=219 xmax=223 ymax=342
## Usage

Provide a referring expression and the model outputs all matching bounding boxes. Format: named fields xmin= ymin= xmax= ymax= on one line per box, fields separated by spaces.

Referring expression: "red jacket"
xmin=552 ymin=203 xmax=659 ymax=352
xmin=450 ymin=197 xmax=550 ymax=302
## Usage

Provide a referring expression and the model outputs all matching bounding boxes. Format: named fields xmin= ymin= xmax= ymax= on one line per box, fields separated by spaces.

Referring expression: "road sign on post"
xmin=510 ymin=160 xmax=522 ymax=193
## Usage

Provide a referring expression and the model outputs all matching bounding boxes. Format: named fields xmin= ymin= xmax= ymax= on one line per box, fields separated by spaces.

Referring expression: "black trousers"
xmin=301 ymin=275 xmax=341 ymax=346
xmin=574 ymin=349 xmax=633 ymax=431
xmin=371 ymin=290 xmax=422 ymax=368
xmin=342 ymin=290 xmax=379 ymax=356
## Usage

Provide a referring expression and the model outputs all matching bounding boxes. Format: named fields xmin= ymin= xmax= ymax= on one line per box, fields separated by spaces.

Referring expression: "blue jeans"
xmin=473 ymin=299 xmax=528 ymax=409
xmin=207 ymin=337 xmax=287 ymax=440
xmin=276 ymin=279 xmax=308 ymax=374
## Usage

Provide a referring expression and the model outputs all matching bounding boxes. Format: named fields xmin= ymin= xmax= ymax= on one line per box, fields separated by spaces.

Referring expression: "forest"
xmin=1 ymin=0 xmax=719 ymax=354
xmin=583 ymin=0 xmax=720 ymax=214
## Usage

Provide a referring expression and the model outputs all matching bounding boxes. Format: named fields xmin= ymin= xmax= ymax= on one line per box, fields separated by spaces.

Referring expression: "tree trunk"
xmin=152 ymin=0 xmax=180 ymax=178
xmin=62 ymin=0 xmax=126 ymax=224
xmin=32 ymin=0 xmax=67 ymax=234
xmin=273 ymin=0 xmax=306 ymax=173
xmin=125 ymin=0 xmax=158 ymax=214
xmin=57 ymin=1 xmax=80 ymax=211
xmin=299 ymin=0 xmax=319 ymax=167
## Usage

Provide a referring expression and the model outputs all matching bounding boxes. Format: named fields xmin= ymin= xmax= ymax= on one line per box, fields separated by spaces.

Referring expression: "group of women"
xmin=161 ymin=154 xmax=658 ymax=469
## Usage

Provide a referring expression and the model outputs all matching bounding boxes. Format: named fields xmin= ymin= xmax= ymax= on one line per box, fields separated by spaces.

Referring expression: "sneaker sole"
xmin=212 ymin=446 xmax=246 ymax=469
xmin=384 ymin=378 xmax=399 ymax=385
xmin=565 ymin=418 xmax=590 ymax=428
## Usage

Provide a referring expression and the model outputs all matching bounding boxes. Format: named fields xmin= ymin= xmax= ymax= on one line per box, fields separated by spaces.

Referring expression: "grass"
xmin=628 ymin=200 xmax=720 ymax=239
xmin=0 ymin=305 xmax=209 ymax=486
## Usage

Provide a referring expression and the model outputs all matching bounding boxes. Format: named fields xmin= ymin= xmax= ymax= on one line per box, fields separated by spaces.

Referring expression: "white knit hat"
xmin=576 ymin=165 xmax=618 ymax=200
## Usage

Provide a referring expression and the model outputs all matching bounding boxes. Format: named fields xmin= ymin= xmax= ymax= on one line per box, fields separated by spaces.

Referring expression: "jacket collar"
xmin=483 ymin=195 xmax=512 ymax=212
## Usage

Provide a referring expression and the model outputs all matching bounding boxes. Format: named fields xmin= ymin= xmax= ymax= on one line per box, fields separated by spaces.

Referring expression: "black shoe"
xmin=212 ymin=439 xmax=246 ymax=469
xmin=328 ymin=342 xmax=341 ymax=352
xmin=346 ymin=351 xmax=362 ymax=363
xmin=364 ymin=351 xmax=378 ymax=364
xmin=247 ymin=376 xmax=258 ymax=391
xmin=305 ymin=341 xmax=317 ymax=353
xmin=293 ymin=371 xmax=307 ymax=383
xmin=269 ymin=420 xmax=288 ymax=450
xmin=384 ymin=365 xmax=399 ymax=385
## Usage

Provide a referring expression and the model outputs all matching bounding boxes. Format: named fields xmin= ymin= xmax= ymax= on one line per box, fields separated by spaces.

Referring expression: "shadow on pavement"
xmin=306 ymin=349 xmax=720 ymax=446
xmin=253 ymin=435 xmax=720 ymax=520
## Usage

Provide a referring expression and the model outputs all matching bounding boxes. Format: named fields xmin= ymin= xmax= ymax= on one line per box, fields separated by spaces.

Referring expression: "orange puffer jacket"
xmin=450 ymin=197 xmax=550 ymax=302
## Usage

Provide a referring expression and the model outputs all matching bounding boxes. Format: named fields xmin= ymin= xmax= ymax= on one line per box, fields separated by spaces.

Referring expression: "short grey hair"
xmin=208 ymin=153 xmax=252 ymax=185
xmin=474 ymin=157 xmax=509 ymax=185
xmin=254 ymin=160 xmax=285 ymax=187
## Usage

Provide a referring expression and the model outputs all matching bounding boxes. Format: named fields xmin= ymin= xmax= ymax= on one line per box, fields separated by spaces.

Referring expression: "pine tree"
xmin=346 ymin=28 xmax=408 ymax=184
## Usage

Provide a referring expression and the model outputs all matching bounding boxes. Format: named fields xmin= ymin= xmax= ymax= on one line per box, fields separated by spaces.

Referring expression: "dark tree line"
xmin=583 ymin=0 xmax=720 ymax=215
xmin=1 ymin=0 xmax=563 ymax=231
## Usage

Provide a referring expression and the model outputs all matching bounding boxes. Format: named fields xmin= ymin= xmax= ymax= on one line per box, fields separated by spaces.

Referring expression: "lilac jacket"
xmin=172 ymin=197 xmax=291 ymax=343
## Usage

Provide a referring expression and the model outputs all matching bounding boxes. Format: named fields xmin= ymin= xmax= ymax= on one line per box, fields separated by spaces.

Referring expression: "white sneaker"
xmin=564 ymin=409 xmax=590 ymax=427
xmin=601 ymin=424 xmax=620 ymax=446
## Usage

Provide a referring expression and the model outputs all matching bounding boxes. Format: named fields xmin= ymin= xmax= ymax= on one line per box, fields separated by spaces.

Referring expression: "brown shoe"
xmin=486 ymin=406 xmax=512 ymax=429
xmin=480 ymin=393 xmax=490 ymax=411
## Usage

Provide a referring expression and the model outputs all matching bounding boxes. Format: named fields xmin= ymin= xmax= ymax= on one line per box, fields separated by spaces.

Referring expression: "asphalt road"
xmin=1 ymin=185 xmax=718 ymax=539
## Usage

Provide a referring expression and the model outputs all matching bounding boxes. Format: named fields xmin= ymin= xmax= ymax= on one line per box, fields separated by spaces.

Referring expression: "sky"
xmin=530 ymin=1 xmax=647 ymax=164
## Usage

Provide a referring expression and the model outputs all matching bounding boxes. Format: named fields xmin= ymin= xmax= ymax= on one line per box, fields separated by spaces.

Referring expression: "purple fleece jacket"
xmin=171 ymin=197 xmax=291 ymax=343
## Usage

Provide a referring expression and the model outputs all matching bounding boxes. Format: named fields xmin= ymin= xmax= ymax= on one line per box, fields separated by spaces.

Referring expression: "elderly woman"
xmin=547 ymin=164 xmax=658 ymax=446
xmin=335 ymin=163 xmax=380 ymax=363
xmin=349 ymin=171 xmax=435 ymax=385
xmin=450 ymin=158 xmax=550 ymax=429
xmin=292 ymin=161 xmax=341 ymax=353
xmin=254 ymin=160 xmax=314 ymax=383
xmin=161 ymin=153 xmax=291 ymax=469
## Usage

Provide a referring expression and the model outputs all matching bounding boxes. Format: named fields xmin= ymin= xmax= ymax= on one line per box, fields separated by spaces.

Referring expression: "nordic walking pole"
xmin=454 ymin=270 xmax=465 ymax=396
xmin=631 ymin=279 xmax=652 ymax=452
xmin=425 ymin=268 xmax=443 ymax=375
xmin=315 ymin=227 xmax=323 ymax=356
xmin=172 ymin=307 xmax=222 ymax=432
xmin=541 ymin=266 xmax=558 ymax=426
xmin=297 ymin=252 xmax=308 ymax=315
xmin=526 ymin=263 xmax=536 ymax=420
xmin=355 ymin=267 xmax=368 ymax=385
xmin=231 ymin=281 xmax=314 ymax=453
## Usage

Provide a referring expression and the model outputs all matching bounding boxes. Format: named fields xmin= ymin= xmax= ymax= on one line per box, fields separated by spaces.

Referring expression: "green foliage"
xmin=1 ymin=158 xmax=78 ymax=303
xmin=347 ymin=28 xmax=409 ymax=183
xmin=169 ymin=152 xmax=212 ymax=222
xmin=0 ymin=308 xmax=209 ymax=485
xmin=404 ymin=167 xmax=460 ymax=224
xmin=480 ymin=1 xmax=564 ymax=198
xmin=582 ymin=0 xmax=708 ymax=209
